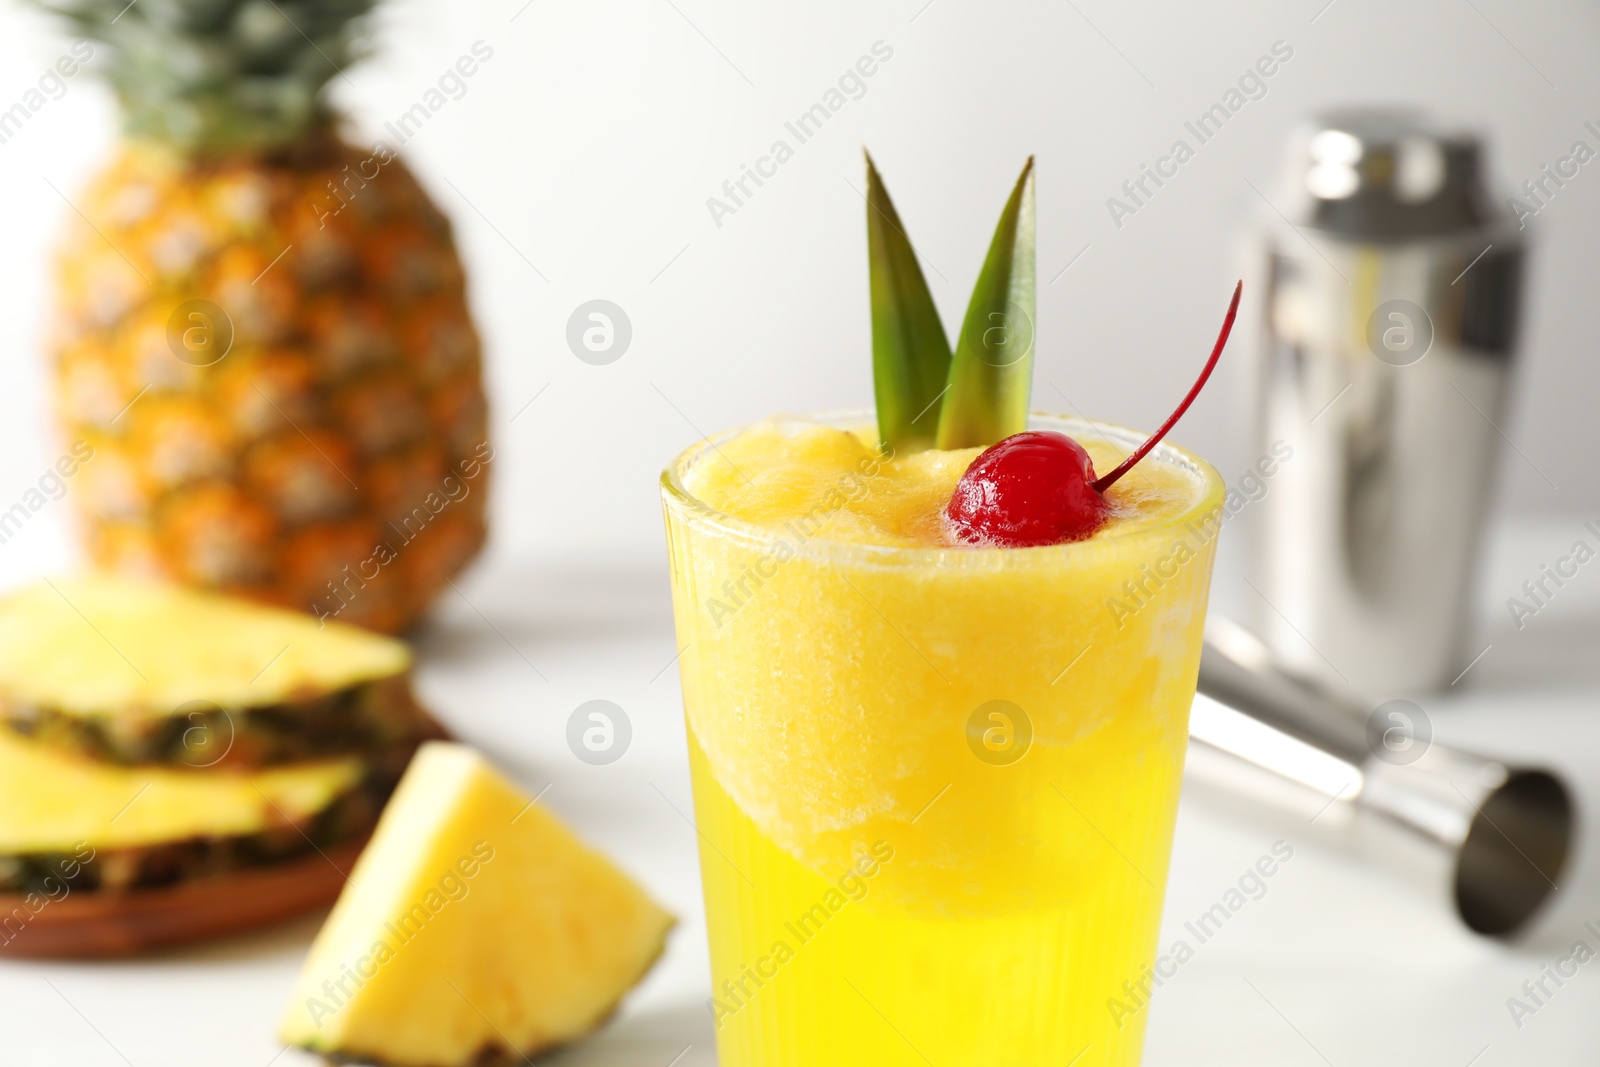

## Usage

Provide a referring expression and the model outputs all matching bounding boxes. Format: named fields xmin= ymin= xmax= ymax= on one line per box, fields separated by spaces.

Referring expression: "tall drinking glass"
xmin=661 ymin=413 xmax=1224 ymax=1066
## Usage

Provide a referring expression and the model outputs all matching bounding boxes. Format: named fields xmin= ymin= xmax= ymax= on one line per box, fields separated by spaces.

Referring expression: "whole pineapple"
xmin=38 ymin=0 xmax=489 ymax=634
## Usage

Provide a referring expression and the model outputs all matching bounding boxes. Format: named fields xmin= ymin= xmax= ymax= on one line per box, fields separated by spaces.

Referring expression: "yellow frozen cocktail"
xmin=661 ymin=151 xmax=1236 ymax=1065
xmin=662 ymin=414 xmax=1223 ymax=1066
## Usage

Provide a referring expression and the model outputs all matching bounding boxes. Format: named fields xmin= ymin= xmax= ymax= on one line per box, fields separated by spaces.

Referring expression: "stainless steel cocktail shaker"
xmin=1251 ymin=110 xmax=1524 ymax=694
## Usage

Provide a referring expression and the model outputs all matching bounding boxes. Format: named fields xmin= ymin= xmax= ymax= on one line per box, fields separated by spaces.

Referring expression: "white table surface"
xmin=5 ymin=516 xmax=1600 ymax=1066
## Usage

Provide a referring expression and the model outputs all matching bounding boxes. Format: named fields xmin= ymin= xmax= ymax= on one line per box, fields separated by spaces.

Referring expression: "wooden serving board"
xmin=0 ymin=838 xmax=366 ymax=959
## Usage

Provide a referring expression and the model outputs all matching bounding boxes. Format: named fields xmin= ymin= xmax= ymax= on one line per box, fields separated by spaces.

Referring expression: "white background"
xmin=1 ymin=0 xmax=1600 ymax=584
xmin=5 ymin=1 xmax=1600 ymax=1064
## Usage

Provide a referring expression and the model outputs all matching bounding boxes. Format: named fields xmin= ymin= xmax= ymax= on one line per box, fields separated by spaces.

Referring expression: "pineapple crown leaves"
xmin=28 ymin=0 xmax=379 ymax=155
xmin=867 ymin=152 xmax=1036 ymax=453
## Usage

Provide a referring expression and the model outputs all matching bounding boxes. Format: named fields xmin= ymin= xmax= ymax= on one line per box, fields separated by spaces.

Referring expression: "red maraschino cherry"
xmin=945 ymin=281 xmax=1242 ymax=547
xmin=945 ymin=431 xmax=1110 ymax=546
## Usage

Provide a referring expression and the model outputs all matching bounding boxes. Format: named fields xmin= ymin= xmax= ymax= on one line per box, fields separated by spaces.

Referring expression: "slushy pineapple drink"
xmin=662 ymin=414 xmax=1223 ymax=1066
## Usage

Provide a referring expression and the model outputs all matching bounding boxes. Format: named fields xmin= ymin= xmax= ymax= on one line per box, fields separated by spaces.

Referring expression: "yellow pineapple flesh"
xmin=280 ymin=742 xmax=675 ymax=1066
xmin=0 ymin=574 xmax=438 ymax=766
xmin=0 ymin=726 xmax=384 ymax=893
xmin=0 ymin=574 xmax=407 ymax=713
xmin=0 ymin=729 xmax=363 ymax=856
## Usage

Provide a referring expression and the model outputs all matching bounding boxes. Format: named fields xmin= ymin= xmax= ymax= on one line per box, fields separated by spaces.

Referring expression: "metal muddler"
xmin=1188 ymin=618 xmax=1572 ymax=937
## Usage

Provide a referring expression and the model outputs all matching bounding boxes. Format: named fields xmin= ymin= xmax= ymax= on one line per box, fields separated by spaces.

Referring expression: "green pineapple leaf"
xmin=936 ymin=157 xmax=1036 ymax=450
xmin=27 ymin=0 xmax=379 ymax=154
xmin=866 ymin=152 xmax=952 ymax=453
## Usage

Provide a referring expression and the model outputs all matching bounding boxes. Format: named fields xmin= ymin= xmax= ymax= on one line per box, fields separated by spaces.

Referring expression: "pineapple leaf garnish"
xmin=935 ymin=157 xmax=1036 ymax=450
xmin=866 ymin=152 xmax=952 ymax=453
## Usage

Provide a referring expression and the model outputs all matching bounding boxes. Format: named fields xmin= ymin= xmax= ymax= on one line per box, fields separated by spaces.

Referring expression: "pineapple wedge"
xmin=281 ymin=742 xmax=674 ymax=1066
xmin=0 ymin=575 xmax=434 ymax=767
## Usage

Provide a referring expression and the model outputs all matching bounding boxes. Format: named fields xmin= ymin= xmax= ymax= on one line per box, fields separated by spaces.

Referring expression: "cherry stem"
xmin=1091 ymin=280 xmax=1242 ymax=495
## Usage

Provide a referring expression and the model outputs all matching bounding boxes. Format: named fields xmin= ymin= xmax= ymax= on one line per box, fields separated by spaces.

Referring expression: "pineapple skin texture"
xmin=50 ymin=138 xmax=490 ymax=633
xmin=281 ymin=742 xmax=674 ymax=1066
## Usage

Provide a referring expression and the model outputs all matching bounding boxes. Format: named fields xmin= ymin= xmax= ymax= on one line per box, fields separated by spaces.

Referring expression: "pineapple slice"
xmin=281 ymin=742 xmax=674 ymax=1066
xmin=0 ymin=728 xmax=375 ymax=893
xmin=0 ymin=575 xmax=434 ymax=766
